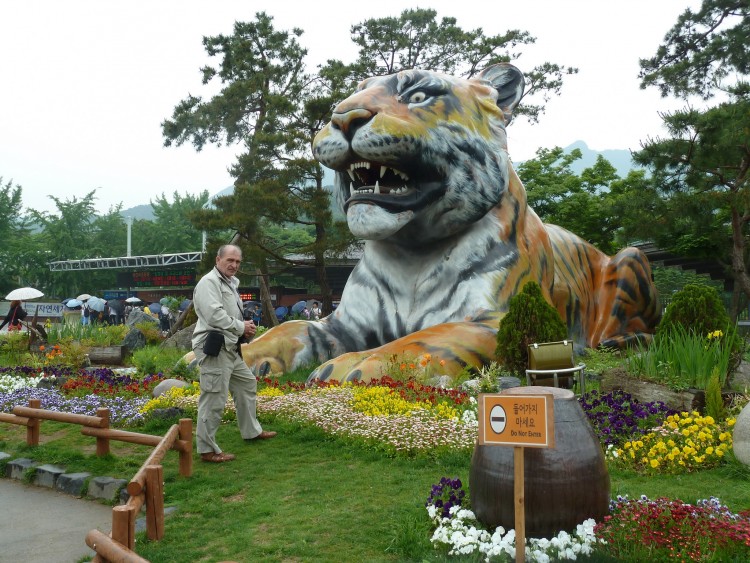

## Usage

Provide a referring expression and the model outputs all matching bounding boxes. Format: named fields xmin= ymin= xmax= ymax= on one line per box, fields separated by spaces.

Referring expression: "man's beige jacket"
xmin=191 ymin=267 xmax=245 ymax=353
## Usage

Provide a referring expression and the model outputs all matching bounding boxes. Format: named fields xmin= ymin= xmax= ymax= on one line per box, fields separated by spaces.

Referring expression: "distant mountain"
xmin=119 ymin=204 xmax=155 ymax=221
xmin=559 ymin=141 xmax=637 ymax=178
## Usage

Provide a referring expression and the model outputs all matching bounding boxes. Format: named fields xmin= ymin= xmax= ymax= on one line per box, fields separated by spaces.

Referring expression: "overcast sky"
xmin=1 ymin=0 xmax=700 ymax=215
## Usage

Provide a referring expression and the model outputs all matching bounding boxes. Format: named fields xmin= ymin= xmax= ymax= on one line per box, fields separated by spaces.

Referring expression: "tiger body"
xmin=240 ymin=63 xmax=659 ymax=382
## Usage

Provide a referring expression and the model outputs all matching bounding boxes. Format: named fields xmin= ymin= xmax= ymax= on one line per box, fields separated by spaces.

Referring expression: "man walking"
xmin=192 ymin=244 xmax=276 ymax=463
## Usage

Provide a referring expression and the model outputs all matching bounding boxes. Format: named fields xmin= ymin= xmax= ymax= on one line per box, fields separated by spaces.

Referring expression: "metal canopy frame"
xmin=47 ymin=252 xmax=204 ymax=271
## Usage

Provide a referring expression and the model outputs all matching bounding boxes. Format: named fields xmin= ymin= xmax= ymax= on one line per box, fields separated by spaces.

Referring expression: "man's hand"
xmin=243 ymin=320 xmax=257 ymax=338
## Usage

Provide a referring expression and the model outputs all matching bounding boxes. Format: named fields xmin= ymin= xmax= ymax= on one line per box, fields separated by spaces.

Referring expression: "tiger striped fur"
xmin=237 ymin=63 xmax=659 ymax=383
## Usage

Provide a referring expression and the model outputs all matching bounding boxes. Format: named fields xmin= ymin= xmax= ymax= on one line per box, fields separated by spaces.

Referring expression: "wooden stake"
xmin=145 ymin=464 xmax=165 ymax=540
xmin=95 ymin=408 xmax=110 ymax=456
xmin=27 ymin=399 xmax=40 ymax=446
xmin=178 ymin=418 xmax=193 ymax=477
xmin=514 ymin=446 xmax=525 ymax=563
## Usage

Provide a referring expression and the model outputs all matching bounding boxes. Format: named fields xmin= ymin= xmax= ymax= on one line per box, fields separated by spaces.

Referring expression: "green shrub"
xmin=131 ymin=345 xmax=189 ymax=377
xmin=495 ymin=281 xmax=567 ymax=376
xmin=658 ymin=284 xmax=730 ymax=337
xmin=705 ymin=368 xmax=727 ymax=421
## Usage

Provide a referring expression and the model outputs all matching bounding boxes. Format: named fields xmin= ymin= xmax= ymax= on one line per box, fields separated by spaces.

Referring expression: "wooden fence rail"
xmin=0 ymin=398 xmax=193 ymax=562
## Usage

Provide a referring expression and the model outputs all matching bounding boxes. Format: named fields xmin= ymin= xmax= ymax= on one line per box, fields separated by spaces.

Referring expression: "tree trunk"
xmin=730 ymin=207 xmax=750 ymax=302
xmin=169 ymin=303 xmax=192 ymax=335
xmin=730 ymin=280 xmax=742 ymax=322
xmin=257 ymin=267 xmax=278 ymax=327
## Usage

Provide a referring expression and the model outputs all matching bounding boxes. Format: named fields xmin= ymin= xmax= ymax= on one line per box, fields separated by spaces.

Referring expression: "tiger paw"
xmin=306 ymin=351 xmax=385 ymax=385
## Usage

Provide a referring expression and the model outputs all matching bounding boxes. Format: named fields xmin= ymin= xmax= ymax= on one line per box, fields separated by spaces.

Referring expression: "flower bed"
xmin=2 ymin=363 xmax=749 ymax=560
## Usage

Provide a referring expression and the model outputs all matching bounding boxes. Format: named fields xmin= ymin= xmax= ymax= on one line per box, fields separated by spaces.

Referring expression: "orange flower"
xmin=409 ymin=363 xmax=415 ymax=369
xmin=400 ymin=363 xmax=406 ymax=370
xmin=439 ymin=360 xmax=446 ymax=367
xmin=39 ymin=345 xmax=45 ymax=351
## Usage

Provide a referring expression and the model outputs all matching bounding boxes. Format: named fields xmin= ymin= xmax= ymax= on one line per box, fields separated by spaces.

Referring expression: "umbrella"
xmin=148 ymin=303 xmax=162 ymax=314
xmin=179 ymin=299 xmax=192 ymax=312
xmin=76 ymin=293 xmax=92 ymax=301
xmin=159 ymin=297 xmax=171 ymax=305
xmin=61 ymin=297 xmax=74 ymax=305
xmin=274 ymin=306 xmax=288 ymax=320
xmin=87 ymin=296 xmax=107 ymax=312
xmin=108 ymin=299 xmax=124 ymax=314
xmin=125 ymin=297 xmax=141 ymax=303
xmin=65 ymin=299 xmax=83 ymax=308
xmin=291 ymin=300 xmax=307 ymax=314
xmin=5 ymin=287 xmax=44 ymax=301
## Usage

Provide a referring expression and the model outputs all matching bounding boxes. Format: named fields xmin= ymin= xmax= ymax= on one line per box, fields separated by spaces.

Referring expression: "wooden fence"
xmin=0 ymin=398 xmax=192 ymax=562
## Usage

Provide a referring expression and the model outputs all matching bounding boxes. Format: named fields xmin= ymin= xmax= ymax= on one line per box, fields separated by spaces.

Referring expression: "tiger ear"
xmin=478 ymin=63 xmax=525 ymax=124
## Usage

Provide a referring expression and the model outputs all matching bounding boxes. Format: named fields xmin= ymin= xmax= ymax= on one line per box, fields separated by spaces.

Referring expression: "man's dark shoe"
xmin=246 ymin=430 xmax=277 ymax=441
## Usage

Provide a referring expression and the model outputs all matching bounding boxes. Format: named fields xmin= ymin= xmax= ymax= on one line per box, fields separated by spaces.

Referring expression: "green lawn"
xmin=2 ymin=411 xmax=749 ymax=563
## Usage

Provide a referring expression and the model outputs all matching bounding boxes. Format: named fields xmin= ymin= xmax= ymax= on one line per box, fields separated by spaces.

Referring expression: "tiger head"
xmin=312 ymin=63 xmax=525 ymax=246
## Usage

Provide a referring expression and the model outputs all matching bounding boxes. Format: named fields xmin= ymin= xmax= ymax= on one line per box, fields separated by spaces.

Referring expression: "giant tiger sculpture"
xmin=237 ymin=63 xmax=659 ymax=383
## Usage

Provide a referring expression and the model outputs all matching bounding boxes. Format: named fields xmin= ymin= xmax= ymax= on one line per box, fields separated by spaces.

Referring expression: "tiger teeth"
xmin=348 ymin=162 xmax=408 ymax=180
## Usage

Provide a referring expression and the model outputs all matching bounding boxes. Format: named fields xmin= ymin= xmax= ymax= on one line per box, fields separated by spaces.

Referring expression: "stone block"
xmin=56 ymin=472 xmax=92 ymax=497
xmin=0 ymin=452 xmax=11 ymax=463
xmin=33 ymin=464 xmax=66 ymax=488
xmin=152 ymin=378 xmax=189 ymax=398
xmin=6 ymin=458 xmax=39 ymax=480
xmin=733 ymin=402 xmax=750 ymax=466
xmin=88 ymin=476 xmax=128 ymax=501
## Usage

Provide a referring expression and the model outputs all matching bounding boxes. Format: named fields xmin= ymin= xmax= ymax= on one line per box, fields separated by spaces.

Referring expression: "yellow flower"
xmin=650 ymin=459 xmax=659 ymax=468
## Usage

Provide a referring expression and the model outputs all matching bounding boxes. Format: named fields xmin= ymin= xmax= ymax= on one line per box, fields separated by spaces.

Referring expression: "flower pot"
xmin=469 ymin=386 xmax=610 ymax=538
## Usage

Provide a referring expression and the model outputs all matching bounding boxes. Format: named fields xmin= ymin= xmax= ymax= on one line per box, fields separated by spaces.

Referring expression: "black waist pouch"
xmin=203 ymin=330 xmax=224 ymax=357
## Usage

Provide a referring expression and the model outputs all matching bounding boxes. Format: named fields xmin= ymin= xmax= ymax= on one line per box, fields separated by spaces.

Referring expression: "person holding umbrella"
xmin=0 ymin=300 xmax=26 ymax=332
xmin=192 ymin=244 xmax=276 ymax=463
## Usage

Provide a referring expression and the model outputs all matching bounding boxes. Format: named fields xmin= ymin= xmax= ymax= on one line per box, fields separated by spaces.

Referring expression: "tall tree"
xmin=162 ymin=12 xmax=354 ymax=317
xmin=30 ymin=191 xmax=116 ymax=298
xmin=639 ymin=0 xmax=749 ymax=99
xmin=517 ymin=148 xmax=651 ymax=254
xmin=634 ymin=0 xmax=750 ymax=314
xmin=348 ymin=8 xmax=578 ymax=123
xmin=149 ymin=191 xmax=209 ymax=253
xmin=0 ymin=178 xmax=39 ymax=294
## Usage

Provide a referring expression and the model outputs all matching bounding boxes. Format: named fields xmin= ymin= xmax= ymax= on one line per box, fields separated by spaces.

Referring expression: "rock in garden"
xmin=126 ymin=309 xmax=158 ymax=327
xmin=733 ymin=402 xmax=750 ymax=466
xmin=122 ymin=328 xmax=147 ymax=352
xmin=152 ymin=378 xmax=189 ymax=398
xmin=161 ymin=323 xmax=195 ymax=350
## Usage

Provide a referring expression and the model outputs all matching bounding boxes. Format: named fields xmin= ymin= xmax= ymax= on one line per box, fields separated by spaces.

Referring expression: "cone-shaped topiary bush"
xmin=657 ymin=284 xmax=730 ymax=337
xmin=495 ymin=281 xmax=568 ymax=376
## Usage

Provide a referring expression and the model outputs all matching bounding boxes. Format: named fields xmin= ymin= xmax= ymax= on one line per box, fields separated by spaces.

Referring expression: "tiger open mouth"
xmin=341 ymin=160 xmax=443 ymax=212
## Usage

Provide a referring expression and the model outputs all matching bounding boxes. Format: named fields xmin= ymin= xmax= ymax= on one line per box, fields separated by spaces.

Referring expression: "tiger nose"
xmin=330 ymin=108 xmax=374 ymax=139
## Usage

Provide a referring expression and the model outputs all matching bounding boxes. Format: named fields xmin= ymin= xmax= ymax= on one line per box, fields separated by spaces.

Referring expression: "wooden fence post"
xmin=112 ymin=504 xmax=134 ymax=551
xmin=95 ymin=407 xmax=110 ymax=456
xmin=145 ymin=464 xmax=165 ymax=540
xmin=178 ymin=418 xmax=193 ymax=477
xmin=26 ymin=399 xmax=40 ymax=446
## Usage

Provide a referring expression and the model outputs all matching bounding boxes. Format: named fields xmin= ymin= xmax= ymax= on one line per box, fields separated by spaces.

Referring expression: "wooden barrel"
xmin=469 ymin=386 xmax=609 ymax=538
